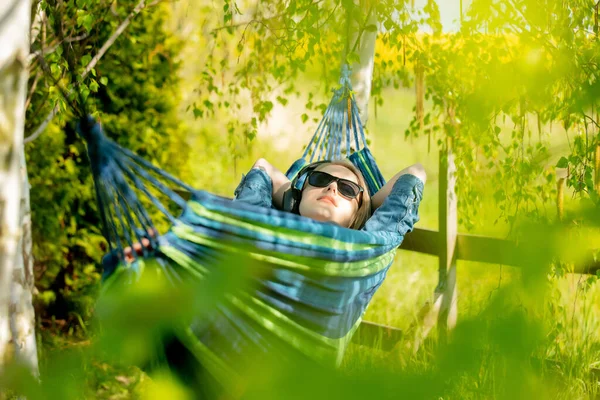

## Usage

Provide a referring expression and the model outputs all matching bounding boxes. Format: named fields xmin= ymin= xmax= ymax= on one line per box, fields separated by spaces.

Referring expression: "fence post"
xmin=436 ymin=136 xmax=458 ymax=337
xmin=411 ymin=136 xmax=458 ymax=350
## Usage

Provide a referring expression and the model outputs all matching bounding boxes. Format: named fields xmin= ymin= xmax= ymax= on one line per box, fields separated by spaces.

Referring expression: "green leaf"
xmin=346 ymin=51 xmax=360 ymax=65
xmin=81 ymin=54 xmax=92 ymax=67
xmin=80 ymin=86 xmax=90 ymax=102
xmin=50 ymin=63 xmax=60 ymax=76
xmin=301 ymin=114 xmax=308 ymax=123
xmin=82 ymin=14 xmax=93 ymax=32
xmin=89 ymin=80 xmax=99 ymax=93
xmin=100 ymin=77 xmax=108 ymax=86
xmin=262 ymin=101 xmax=273 ymax=113
xmin=365 ymin=24 xmax=378 ymax=32
xmin=556 ymin=157 xmax=568 ymax=168
xmin=383 ymin=18 xmax=394 ymax=31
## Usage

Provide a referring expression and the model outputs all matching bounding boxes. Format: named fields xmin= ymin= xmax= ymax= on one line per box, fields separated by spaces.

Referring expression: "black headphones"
xmin=281 ymin=160 xmax=330 ymax=214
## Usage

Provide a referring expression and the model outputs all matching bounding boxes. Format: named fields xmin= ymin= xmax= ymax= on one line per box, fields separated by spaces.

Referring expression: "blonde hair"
xmin=313 ymin=160 xmax=372 ymax=230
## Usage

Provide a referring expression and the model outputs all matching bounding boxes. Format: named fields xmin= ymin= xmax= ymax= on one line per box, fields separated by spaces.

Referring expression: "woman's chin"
xmin=301 ymin=208 xmax=333 ymax=222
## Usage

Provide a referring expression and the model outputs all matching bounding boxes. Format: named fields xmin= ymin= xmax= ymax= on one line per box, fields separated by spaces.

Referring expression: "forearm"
xmin=252 ymin=158 xmax=291 ymax=209
xmin=371 ymin=163 xmax=427 ymax=210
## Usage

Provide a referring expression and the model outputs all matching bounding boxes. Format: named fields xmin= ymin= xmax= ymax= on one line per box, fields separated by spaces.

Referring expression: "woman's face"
xmin=298 ymin=164 xmax=361 ymax=228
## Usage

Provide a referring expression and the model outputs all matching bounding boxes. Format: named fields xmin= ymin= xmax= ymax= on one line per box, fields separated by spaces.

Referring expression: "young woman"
xmin=233 ymin=157 xmax=426 ymax=234
xmin=122 ymin=158 xmax=425 ymax=260
xmin=115 ymin=156 xmax=426 ymax=398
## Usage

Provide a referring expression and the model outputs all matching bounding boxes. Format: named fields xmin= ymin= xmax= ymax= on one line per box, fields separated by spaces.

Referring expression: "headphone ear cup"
xmin=281 ymin=188 xmax=293 ymax=212
xmin=291 ymin=188 xmax=302 ymax=214
xmin=282 ymin=187 xmax=302 ymax=213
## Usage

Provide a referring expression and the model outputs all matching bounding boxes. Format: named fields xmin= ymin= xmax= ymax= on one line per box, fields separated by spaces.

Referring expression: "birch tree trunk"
xmin=0 ymin=0 xmax=32 ymax=370
xmin=346 ymin=1 xmax=377 ymax=127
xmin=10 ymin=148 xmax=39 ymax=375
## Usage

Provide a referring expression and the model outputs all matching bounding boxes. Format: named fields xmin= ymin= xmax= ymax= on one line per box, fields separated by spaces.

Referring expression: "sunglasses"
xmin=306 ymin=171 xmax=364 ymax=200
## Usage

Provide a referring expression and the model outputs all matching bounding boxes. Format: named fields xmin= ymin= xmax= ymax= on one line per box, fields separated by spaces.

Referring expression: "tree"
xmin=0 ymin=0 xmax=33 ymax=370
xmin=189 ymin=0 xmax=599 ymax=230
xmin=23 ymin=0 xmax=191 ymax=332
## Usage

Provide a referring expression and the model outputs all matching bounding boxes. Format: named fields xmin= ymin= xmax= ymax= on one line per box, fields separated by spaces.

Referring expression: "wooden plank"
xmin=399 ymin=228 xmax=439 ymax=256
xmin=456 ymin=234 xmax=599 ymax=275
xmin=352 ymin=320 xmax=403 ymax=351
xmin=456 ymin=234 xmax=520 ymax=266
xmin=173 ymin=189 xmax=600 ymax=276
xmin=355 ymin=320 xmax=600 ymax=377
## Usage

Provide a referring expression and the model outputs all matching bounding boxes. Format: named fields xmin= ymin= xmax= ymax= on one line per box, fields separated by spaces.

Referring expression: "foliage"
xmin=186 ymin=0 xmax=599 ymax=232
xmin=409 ymin=0 xmax=600 ymax=230
xmin=181 ymin=0 xmax=440 ymax=165
xmin=12 ymin=0 xmax=600 ymax=398
xmin=1 ymin=222 xmax=599 ymax=399
xmin=25 ymin=0 xmax=191 ymax=329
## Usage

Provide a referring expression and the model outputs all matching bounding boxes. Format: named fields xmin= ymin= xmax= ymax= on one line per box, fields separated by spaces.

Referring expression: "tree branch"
xmin=24 ymin=0 xmax=162 ymax=143
xmin=82 ymin=0 xmax=162 ymax=78
xmin=583 ymin=113 xmax=600 ymax=130
xmin=29 ymin=0 xmax=43 ymax=45
xmin=211 ymin=13 xmax=284 ymax=33
xmin=28 ymin=34 xmax=90 ymax=66
xmin=24 ymin=104 xmax=58 ymax=144
xmin=24 ymin=69 xmax=41 ymax=110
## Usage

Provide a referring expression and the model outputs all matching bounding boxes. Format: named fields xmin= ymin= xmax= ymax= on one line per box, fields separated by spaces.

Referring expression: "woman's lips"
xmin=318 ymin=196 xmax=337 ymax=206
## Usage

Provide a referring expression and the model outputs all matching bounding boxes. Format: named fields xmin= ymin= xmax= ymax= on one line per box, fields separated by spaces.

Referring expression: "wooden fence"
xmin=353 ymin=142 xmax=600 ymax=350
xmin=174 ymin=143 xmax=599 ymax=352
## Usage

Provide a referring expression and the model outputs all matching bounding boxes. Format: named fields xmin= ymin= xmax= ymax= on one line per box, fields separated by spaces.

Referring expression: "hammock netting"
xmin=84 ymin=66 xmax=405 ymax=389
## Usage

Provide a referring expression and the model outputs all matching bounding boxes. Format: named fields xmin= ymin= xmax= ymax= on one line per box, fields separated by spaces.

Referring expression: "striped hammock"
xmin=87 ymin=66 xmax=402 ymax=386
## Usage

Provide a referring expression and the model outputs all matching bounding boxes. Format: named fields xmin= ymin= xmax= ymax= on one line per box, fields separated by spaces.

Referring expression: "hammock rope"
xmin=76 ymin=65 xmax=405 ymax=385
xmin=283 ymin=65 xmax=385 ymax=196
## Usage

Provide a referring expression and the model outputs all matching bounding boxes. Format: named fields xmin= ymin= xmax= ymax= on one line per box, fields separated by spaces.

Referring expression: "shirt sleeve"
xmin=362 ymin=174 xmax=424 ymax=235
xmin=232 ymin=167 xmax=274 ymax=209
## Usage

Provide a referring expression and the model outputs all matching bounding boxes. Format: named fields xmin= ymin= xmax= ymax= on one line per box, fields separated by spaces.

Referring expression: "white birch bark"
xmin=0 ymin=0 xmax=32 ymax=370
xmin=10 ymin=148 xmax=39 ymax=375
xmin=347 ymin=4 xmax=377 ymax=126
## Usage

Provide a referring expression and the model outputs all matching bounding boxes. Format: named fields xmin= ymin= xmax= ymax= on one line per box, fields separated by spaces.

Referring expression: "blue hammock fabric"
xmin=103 ymin=190 xmax=404 ymax=371
xmin=86 ymin=66 xmax=410 ymax=390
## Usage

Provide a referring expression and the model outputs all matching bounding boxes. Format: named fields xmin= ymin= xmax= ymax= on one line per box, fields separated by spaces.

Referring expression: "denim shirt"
xmin=233 ymin=167 xmax=424 ymax=236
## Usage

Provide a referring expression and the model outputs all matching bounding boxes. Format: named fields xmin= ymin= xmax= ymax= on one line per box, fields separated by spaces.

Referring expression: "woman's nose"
xmin=326 ymin=181 xmax=338 ymax=193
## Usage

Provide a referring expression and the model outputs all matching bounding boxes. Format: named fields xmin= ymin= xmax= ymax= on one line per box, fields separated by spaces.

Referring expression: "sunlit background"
xmin=4 ymin=0 xmax=599 ymax=398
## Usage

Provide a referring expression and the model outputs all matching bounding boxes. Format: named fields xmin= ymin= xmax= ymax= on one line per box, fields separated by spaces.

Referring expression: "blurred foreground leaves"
xmin=2 ymin=213 xmax=599 ymax=399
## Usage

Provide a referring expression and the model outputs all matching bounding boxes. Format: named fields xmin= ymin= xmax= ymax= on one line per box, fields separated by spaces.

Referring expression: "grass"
xmin=356 ymin=88 xmax=600 ymax=399
xmin=29 ymin=32 xmax=600 ymax=400
xmin=184 ymin=82 xmax=600 ymax=398
xmin=29 ymin=82 xmax=598 ymax=400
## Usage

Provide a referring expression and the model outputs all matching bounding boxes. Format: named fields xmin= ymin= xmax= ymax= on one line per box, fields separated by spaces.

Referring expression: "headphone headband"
xmin=291 ymin=160 xmax=330 ymax=189
xmin=282 ymin=160 xmax=331 ymax=214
